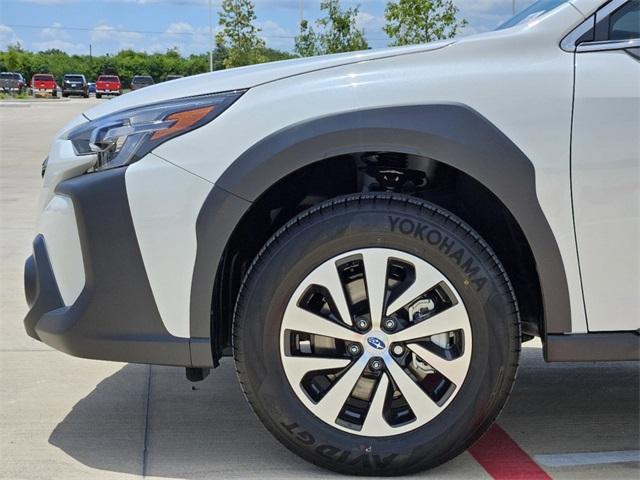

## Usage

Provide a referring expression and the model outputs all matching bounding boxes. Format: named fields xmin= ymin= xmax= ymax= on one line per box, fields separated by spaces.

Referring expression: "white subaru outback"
xmin=24 ymin=0 xmax=639 ymax=475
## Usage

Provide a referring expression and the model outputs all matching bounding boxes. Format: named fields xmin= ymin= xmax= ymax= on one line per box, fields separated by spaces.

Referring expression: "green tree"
xmin=216 ymin=0 xmax=267 ymax=68
xmin=317 ymin=0 xmax=369 ymax=53
xmin=295 ymin=0 xmax=369 ymax=57
xmin=2 ymin=43 xmax=26 ymax=73
xmin=384 ymin=0 xmax=466 ymax=46
xmin=294 ymin=19 xmax=319 ymax=57
xmin=0 ymin=43 xmax=293 ymax=88
xmin=263 ymin=47 xmax=295 ymax=62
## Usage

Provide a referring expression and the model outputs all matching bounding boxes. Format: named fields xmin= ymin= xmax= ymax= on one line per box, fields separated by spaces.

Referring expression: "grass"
xmin=0 ymin=90 xmax=70 ymax=101
xmin=0 ymin=91 xmax=31 ymax=100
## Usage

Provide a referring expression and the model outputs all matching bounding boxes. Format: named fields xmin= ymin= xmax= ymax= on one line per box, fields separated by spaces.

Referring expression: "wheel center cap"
xmin=364 ymin=331 xmax=389 ymax=354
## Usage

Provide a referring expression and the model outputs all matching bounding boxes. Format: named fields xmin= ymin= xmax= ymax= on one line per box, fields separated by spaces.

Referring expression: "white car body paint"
xmin=36 ymin=131 xmax=95 ymax=306
xmin=81 ymin=41 xmax=453 ymax=121
xmin=33 ymin=0 xmax=639 ymax=342
xmin=153 ymin=3 xmax=589 ymax=334
xmin=39 ymin=136 xmax=96 ymax=212
xmin=36 ymin=195 xmax=84 ymax=305
xmin=572 ymin=49 xmax=640 ymax=331
xmin=125 ymin=153 xmax=213 ymax=339
xmin=570 ymin=0 xmax=603 ymax=15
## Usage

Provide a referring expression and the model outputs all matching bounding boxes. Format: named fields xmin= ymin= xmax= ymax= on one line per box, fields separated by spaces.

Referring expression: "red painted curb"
xmin=469 ymin=424 xmax=551 ymax=479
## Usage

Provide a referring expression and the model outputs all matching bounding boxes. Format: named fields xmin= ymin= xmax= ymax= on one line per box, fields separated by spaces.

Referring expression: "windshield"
xmin=34 ymin=75 xmax=54 ymax=81
xmin=98 ymin=76 xmax=119 ymax=82
xmin=64 ymin=75 xmax=84 ymax=82
xmin=0 ymin=73 xmax=19 ymax=79
xmin=496 ymin=0 xmax=569 ymax=30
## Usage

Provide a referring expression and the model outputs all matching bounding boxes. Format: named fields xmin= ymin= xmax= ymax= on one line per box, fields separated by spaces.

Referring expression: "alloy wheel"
xmin=280 ymin=248 xmax=472 ymax=437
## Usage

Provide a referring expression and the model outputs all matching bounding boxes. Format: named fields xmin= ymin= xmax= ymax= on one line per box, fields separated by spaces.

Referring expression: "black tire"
xmin=234 ymin=194 xmax=520 ymax=476
xmin=96 ymin=93 xmax=102 ymax=99
xmin=62 ymin=92 xmax=68 ymax=98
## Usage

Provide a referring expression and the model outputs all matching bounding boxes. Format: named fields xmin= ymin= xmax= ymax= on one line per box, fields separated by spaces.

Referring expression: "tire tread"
xmin=233 ymin=193 xmax=521 ymax=475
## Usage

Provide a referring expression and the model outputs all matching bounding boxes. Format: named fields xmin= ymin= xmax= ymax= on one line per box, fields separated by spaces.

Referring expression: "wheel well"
xmin=212 ymin=152 xmax=543 ymax=357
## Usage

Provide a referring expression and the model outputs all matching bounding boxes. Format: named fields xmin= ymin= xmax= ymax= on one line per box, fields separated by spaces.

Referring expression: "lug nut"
xmin=355 ymin=318 xmax=369 ymax=331
xmin=383 ymin=317 xmax=397 ymax=332
xmin=348 ymin=344 xmax=362 ymax=356
xmin=391 ymin=344 xmax=404 ymax=356
xmin=369 ymin=358 xmax=383 ymax=371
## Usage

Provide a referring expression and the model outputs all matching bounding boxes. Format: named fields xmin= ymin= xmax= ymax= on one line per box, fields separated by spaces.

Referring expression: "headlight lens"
xmin=67 ymin=90 xmax=244 ymax=171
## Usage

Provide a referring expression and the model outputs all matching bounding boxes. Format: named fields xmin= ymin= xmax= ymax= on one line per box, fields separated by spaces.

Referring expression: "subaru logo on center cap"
xmin=367 ymin=337 xmax=386 ymax=350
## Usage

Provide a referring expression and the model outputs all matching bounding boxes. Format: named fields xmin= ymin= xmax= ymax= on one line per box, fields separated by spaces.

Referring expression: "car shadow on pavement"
xmin=48 ymin=348 xmax=640 ymax=479
xmin=48 ymin=362 xmax=337 ymax=479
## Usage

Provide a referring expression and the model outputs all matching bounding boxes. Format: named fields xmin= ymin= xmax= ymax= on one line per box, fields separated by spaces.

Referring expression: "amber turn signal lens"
xmin=151 ymin=106 xmax=214 ymax=140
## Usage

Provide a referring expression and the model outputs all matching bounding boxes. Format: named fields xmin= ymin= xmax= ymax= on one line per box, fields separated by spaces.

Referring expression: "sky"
xmin=0 ymin=0 xmax=534 ymax=55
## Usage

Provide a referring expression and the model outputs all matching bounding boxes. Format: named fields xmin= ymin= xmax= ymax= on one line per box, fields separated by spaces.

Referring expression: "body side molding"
xmin=546 ymin=332 xmax=640 ymax=361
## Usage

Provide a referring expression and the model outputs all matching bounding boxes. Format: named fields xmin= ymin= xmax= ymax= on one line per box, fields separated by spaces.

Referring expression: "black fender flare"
xmin=191 ymin=104 xmax=572 ymax=362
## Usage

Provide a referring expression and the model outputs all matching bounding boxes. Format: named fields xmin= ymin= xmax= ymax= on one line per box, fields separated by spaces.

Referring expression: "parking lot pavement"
xmin=1 ymin=99 xmax=638 ymax=479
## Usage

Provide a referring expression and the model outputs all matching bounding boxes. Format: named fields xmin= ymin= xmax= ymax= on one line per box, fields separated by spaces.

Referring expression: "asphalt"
xmin=1 ymin=98 xmax=638 ymax=479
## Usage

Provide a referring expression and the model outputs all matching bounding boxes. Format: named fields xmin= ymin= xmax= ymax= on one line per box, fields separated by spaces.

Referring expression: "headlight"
xmin=67 ymin=90 xmax=245 ymax=171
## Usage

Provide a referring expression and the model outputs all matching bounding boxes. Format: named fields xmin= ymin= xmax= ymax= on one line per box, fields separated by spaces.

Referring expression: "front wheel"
xmin=234 ymin=195 xmax=520 ymax=475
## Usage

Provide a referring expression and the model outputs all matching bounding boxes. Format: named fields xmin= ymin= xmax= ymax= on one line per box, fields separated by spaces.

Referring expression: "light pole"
xmin=208 ymin=0 xmax=213 ymax=72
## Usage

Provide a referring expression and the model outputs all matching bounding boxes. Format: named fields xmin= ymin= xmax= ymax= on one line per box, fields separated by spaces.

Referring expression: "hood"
xmin=82 ymin=40 xmax=454 ymax=121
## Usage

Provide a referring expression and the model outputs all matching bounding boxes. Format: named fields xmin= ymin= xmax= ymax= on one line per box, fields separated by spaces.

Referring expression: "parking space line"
xmin=534 ymin=450 xmax=640 ymax=467
xmin=469 ymin=424 xmax=551 ymax=479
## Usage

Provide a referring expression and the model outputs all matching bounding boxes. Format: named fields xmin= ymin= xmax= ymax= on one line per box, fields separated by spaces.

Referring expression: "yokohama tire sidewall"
xmin=236 ymin=199 xmax=519 ymax=474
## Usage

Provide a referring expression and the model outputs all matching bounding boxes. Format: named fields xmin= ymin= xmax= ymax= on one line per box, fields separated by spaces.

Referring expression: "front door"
xmin=571 ymin=0 xmax=639 ymax=331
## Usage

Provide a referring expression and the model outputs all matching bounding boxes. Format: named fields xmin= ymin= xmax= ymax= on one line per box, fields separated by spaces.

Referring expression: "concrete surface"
xmin=0 ymin=99 xmax=638 ymax=479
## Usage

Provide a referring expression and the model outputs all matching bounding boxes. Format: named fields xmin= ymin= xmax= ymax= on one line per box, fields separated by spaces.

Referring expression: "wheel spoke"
xmin=281 ymin=356 xmax=352 ymax=387
xmin=304 ymin=261 xmax=353 ymax=326
xmin=360 ymin=373 xmax=396 ymax=436
xmin=407 ymin=343 xmax=469 ymax=386
xmin=385 ymin=262 xmax=446 ymax=317
xmin=390 ymin=304 xmax=468 ymax=343
xmin=280 ymin=248 xmax=473 ymax=437
xmin=361 ymin=250 xmax=390 ymax=330
xmin=383 ymin=353 xmax=441 ymax=423
xmin=282 ymin=306 xmax=360 ymax=342
xmin=315 ymin=354 xmax=370 ymax=421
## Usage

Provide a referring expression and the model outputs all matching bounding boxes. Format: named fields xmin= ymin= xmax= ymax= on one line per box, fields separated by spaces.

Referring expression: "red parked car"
xmin=30 ymin=74 xmax=58 ymax=98
xmin=95 ymin=75 xmax=122 ymax=98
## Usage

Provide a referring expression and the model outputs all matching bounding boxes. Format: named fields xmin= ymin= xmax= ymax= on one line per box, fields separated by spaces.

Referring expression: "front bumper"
xmin=24 ymin=235 xmax=63 ymax=339
xmin=24 ymin=167 xmax=193 ymax=366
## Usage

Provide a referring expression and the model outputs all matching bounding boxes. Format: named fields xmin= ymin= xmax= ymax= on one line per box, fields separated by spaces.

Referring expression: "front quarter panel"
xmin=152 ymin=3 xmax=588 ymax=338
